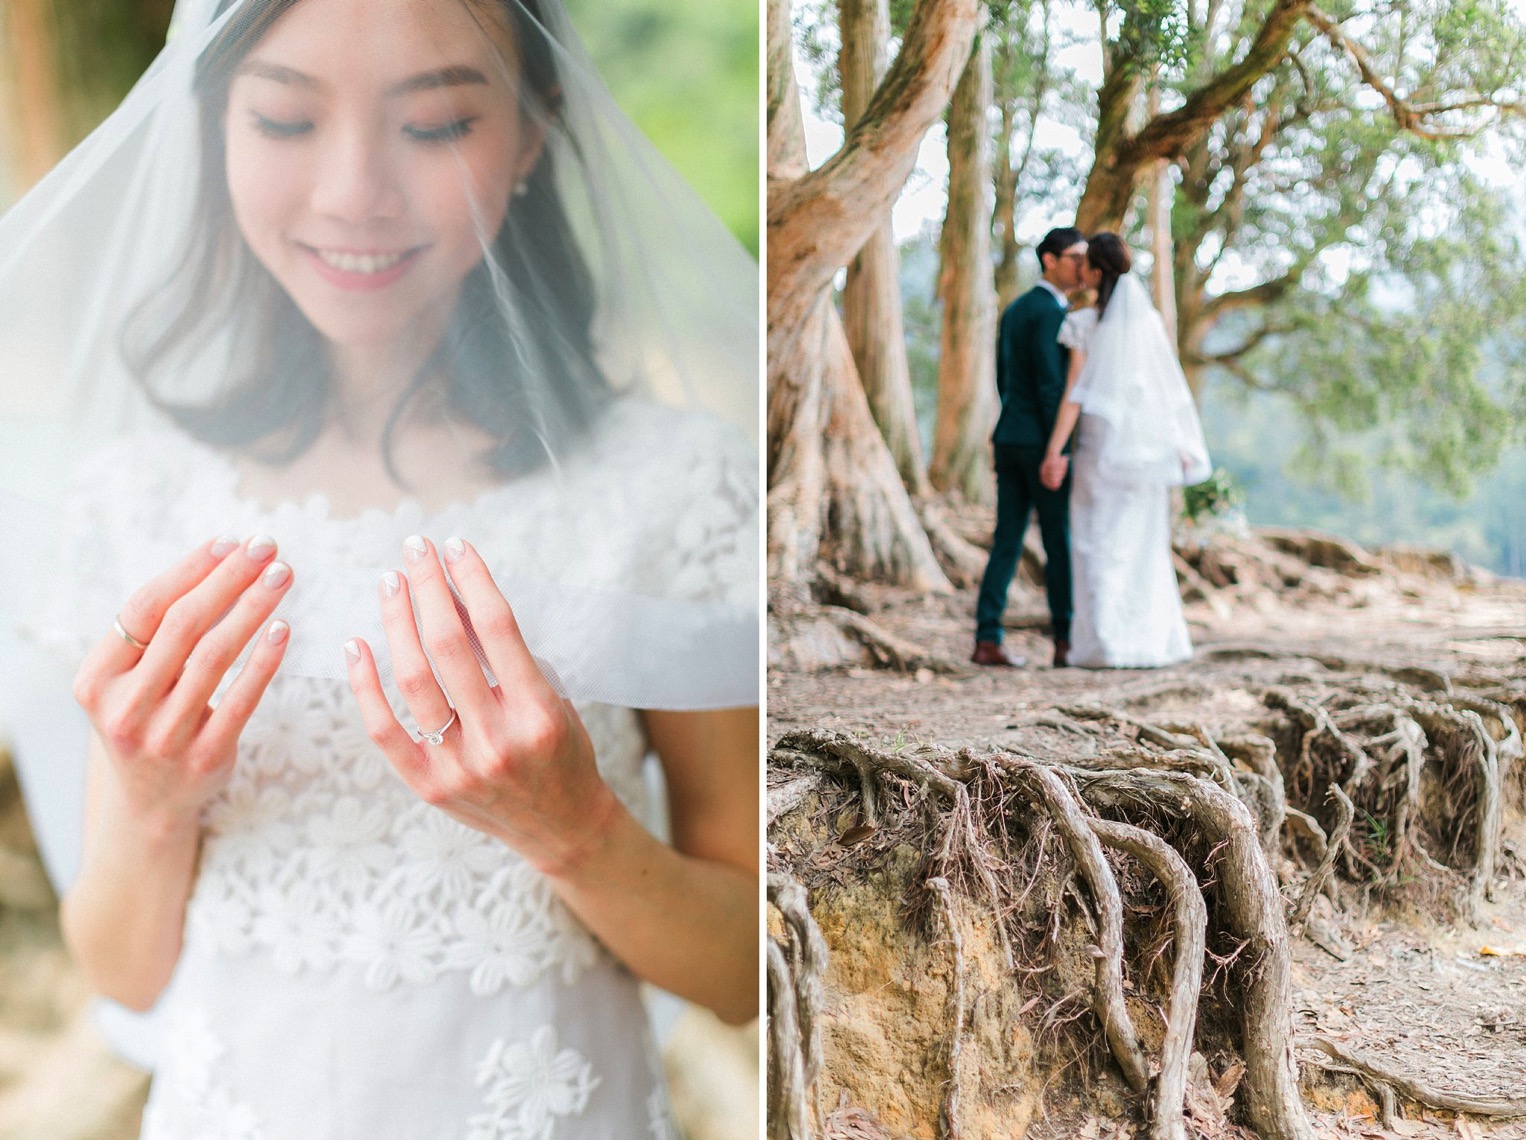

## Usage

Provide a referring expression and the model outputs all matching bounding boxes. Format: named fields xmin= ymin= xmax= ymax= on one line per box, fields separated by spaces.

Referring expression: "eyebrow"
xmin=237 ymin=60 xmax=490 ymax=97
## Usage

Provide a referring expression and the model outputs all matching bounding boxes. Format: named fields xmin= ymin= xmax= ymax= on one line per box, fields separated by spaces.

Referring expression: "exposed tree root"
xmin=926 ymin=877 xmax=967 ymax=1140
xmin=768 ymin=661 xmax=1526 ymax=1140
xmin=1288 ymin=784 xmax=1354 ymax=932
xmin=1088 ymin=817 xmax=1206 ymax=1140
xmin=1300 ymin=1035 xmax=1526 ymax=1118
xmin=768 ymin=870 xmax=830 ymax=1140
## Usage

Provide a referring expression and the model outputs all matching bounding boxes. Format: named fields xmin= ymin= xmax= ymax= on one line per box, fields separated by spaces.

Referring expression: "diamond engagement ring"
xmin=418 ymin=709 xmax=457 ymax=746
xmin=112 ymin=616 xmax=150 ymax=650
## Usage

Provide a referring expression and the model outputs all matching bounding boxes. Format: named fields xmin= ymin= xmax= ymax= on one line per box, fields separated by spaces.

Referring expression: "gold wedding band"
xmin=418 ymin=709 xmax=457 ymax=746
xmin=112 ymin=616 xmax=150 ymax=650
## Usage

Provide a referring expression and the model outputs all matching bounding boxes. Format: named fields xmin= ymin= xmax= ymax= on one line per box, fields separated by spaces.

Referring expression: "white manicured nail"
xmin=380 ymin=570 xmax=401 ymax=598
xmin=267 ymin=620 xmax=289 ymax=646
xmin=403 ymin=535 xmax=428 ymax=564
xmin=211 ymin=535 xmax=240 ymax=557
xmin=247 ymin=534 xmax=277 ymax=561
xmin=344 ymin=639 xmax=361 ymax=664
xmin=443 ymin=536 xmax=465 ymax=563
xmin=262 ymin=561 xmax=290 ymax=588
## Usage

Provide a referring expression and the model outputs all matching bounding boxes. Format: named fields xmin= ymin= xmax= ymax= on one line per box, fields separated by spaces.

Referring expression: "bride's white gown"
xmin=1059 ymin=307 xmax=1193 ymax=669
xmin=40 ymin=400 xmax=756 ymax=1140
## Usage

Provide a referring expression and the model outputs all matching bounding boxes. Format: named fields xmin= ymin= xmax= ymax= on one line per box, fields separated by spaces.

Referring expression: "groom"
xmin=971 ymin=226 xmax=1086 ymax=669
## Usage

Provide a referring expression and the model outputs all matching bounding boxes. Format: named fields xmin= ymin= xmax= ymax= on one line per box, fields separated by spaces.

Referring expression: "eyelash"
xmin=250 ymin=114 xmax=479 ymax=143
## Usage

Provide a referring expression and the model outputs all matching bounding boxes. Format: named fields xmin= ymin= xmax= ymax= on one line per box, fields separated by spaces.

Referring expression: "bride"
xmin=0 ymin=0 xmax=758 ymax=1136
xmin=1039 ymin=233 xmax=1210 ymax=669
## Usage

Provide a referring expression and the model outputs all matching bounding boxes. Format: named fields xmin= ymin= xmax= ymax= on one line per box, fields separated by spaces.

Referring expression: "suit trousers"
xmin=974 ymin=444 xmax=1073 ymax=644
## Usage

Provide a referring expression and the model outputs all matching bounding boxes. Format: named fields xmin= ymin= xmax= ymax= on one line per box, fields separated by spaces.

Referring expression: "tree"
xmin=838 ymin=0 xmax=929 ymax=493
xmin=767 ymin=0 xmax=980 ymax=591
xmin=929 ymin=34 xmax=999 ymax=501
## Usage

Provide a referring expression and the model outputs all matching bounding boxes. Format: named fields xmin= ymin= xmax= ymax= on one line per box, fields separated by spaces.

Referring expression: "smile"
xmin=314 ymin=248 xmax=413 ymax=274
xmin=301 ymin=244 xmax=425 ymax=291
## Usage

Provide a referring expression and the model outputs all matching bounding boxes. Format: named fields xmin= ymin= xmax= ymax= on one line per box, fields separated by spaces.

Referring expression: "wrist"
xmin=533 ymin=780 xmax=627 ymax=882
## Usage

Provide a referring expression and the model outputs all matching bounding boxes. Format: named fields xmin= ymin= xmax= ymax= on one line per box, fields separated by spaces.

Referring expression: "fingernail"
xmin=344 ymin=639 xmax=361 ymax=664
xmin=262 ymin=561 xmax=291 ymax=588
xmin=247 ymin=534 xmax=277 ymax=561
xmin=267 ymin=620 xmax=290 ymax=646
xmin=403 ymin=535 xmax=428 ymax=564
xmin=380 ymin=570 xmax=401 ymax=598
xmin=211 ymin=535 xmax=240 ymax=557
xmin=443 ymin=536 xmax=465 ymax=563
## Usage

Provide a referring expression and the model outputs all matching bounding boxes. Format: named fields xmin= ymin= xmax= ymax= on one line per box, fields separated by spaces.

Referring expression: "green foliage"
xmin=565 ymin=0 xmax=759 ymax=254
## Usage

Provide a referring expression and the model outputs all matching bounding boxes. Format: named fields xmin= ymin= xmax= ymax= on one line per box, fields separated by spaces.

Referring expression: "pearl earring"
xmin=512 ymin=179 xmax=529 ymax=198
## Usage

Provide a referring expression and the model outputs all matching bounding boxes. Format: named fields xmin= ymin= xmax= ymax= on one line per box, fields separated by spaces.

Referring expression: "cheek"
xmin=226 ymin=135 xmax=303 ymax=259
xmin=420 ymin=137 xmax=518 ymax=258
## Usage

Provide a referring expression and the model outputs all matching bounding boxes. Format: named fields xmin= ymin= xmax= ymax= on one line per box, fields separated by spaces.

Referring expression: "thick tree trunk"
xmin=992 ymin=101 xmax=1023 ymax=309
xmin=839 ymin=0 xmax=928 ymax=495
xmin=0 ymin=0 xmax=64 ymax=194
xmin=768 ymin=0 xmax=979 ymax=590
xmin=929 ymin=36 xmax=997 ymax=503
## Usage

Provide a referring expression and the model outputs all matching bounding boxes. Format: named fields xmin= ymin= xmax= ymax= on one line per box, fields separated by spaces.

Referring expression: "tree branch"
xmin=1306 ymin=5 xmax=1526 ymax=140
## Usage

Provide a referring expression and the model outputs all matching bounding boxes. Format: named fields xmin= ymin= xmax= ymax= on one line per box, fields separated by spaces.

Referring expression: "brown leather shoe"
xmin=971 ymin=640 xmax=1026 ymax=668
xmin=1052 ymin=639 xmax=1071 ymax=668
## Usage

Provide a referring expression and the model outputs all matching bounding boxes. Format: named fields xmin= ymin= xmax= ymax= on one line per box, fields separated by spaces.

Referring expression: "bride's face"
xmin=1081 ymin=259 xmax=1104 ymax=290
xmin=223 ymin=0 xmax=543 ymax=350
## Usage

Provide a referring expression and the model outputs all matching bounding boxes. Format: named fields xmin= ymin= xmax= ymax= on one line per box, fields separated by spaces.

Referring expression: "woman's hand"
xmin=344 ymin=535 xmax=612 ymax=876
xmin=71 ymin=534 xmax=294 ymax=832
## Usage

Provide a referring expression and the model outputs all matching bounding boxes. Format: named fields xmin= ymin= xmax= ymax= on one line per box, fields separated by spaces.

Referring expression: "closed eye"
xmin=403 ymin=117 xmax=478 ymax=144
xmin=252 ymin=113 xmax=313 ymax=139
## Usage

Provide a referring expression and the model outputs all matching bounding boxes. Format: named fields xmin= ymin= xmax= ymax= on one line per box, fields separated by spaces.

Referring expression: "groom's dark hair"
xmin=1036 ymin=227 xmax=1085 ymax=269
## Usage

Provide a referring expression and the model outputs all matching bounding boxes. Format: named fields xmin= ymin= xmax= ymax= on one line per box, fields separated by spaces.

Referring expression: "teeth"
xmin=316 ymin=249 xmax=408 ymax=274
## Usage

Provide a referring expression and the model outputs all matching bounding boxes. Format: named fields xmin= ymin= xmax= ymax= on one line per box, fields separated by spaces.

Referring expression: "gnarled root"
xmin=1300 ymin=1035 xmax=1526 ymax=1118
xmin=1088 ymin=818 xmax=1207 ymax=1140
xmin=768 ymin=870 xmax=830 ymax=1140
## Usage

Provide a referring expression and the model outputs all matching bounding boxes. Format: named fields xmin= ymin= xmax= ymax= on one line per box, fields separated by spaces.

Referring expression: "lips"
xmin=301 ymin=244 xmax=424 ymax=291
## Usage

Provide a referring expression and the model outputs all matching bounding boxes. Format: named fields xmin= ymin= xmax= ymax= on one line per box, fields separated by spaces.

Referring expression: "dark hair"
xmin=1086 ymin=231 xmax=1133 ymax=317
xmin=1035 ymin=226 xmax=1084 ymax=271
xmin=123 ymin=0 xmax=610 ymax=481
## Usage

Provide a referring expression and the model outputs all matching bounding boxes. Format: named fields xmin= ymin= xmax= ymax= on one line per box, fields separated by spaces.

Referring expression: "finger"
xmin=376 ymin=565 xmax=460 ymax=739
xmin=155 ymin=559 xmax=295 ymax=751
xmin=80 ymin=534 xmax=241 ymax=684
xmin=198 ymin=618 xmax=291 ymax=765
xmin=343 ymin=637 xmax=429 ymax=784
xmin=398 ymin=535 xmax=497 ymax=717
xmin=130 ymin=535 xmax=280 ymax=707
xmin=437 ymin=535 xmax=558 ymax=700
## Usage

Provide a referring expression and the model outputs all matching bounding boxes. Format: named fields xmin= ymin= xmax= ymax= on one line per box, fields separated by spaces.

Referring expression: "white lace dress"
xmin=1059 ymin=308 xmax=1192 ymax=669
xmin=41 ymin=399 xmax=757 ymax=1140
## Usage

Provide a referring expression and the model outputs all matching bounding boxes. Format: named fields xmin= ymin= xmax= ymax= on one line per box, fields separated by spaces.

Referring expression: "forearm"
xmin=61 ymin=758 xmax=201 ymax=1011
xmin=543 ymin=791 xmax=757 ymax=1025
xmin=1046 ymin=399 xmax=1081 ymax=458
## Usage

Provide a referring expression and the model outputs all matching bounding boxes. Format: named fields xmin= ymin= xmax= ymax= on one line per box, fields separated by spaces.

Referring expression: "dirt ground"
xmin=768 ymin=548 xmax=1526 ymax=1139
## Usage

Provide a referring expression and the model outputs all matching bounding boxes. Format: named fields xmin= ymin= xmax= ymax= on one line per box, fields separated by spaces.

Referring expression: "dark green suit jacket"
xmin=992 ymin=285 xmax=1070 ymax=448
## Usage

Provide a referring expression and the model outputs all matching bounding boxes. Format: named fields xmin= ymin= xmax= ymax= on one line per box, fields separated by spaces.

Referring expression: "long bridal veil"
xmin=1072 ymin=273 xmax=1211 ymax=487
xmin=0 ymin=0 xmax=757 ymax=943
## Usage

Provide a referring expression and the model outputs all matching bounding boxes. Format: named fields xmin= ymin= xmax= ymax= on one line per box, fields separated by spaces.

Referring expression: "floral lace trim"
xmin=182 ymin=676 xmax=644 ymax=992
xmin=467 ymin=1026 xmax=600 ymax=1140
xmin=140 ymin=1007 xmax=268 ymax=1140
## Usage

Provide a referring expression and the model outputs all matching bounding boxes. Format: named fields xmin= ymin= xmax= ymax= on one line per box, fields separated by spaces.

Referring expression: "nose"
xmin=309 ymin=121 xmax=404 ymax=226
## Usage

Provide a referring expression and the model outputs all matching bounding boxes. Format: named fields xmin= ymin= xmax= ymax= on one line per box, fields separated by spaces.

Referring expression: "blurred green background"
xmin=0 ymin=0 xmax=759 ymax=254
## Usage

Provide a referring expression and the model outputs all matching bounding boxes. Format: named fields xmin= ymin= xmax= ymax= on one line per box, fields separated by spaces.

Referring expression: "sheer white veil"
xmin=0 ymin=0 xmax=758 ymax=884
xmin=1072 ymin=272 xmax=1211 ymax=487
